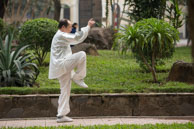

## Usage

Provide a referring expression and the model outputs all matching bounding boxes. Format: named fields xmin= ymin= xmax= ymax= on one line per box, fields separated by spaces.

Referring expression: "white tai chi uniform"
xmin=48 ymin=25 xmax=90 ymax=117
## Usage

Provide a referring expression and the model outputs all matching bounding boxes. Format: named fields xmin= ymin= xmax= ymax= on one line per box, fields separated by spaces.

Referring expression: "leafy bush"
xmin=19 ymin=18 xmax=58 ymax=66
xmin=114 ymin=18 xmax=179 ymax=82
xmin=0 ymin=32 xmax=39 ymax=87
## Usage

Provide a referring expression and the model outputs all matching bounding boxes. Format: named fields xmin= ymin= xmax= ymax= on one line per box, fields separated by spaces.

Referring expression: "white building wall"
xmin=179 ymin=5 xmax=187 ymax=39
xmin=60 ymin=0 xmax=79 ymax=24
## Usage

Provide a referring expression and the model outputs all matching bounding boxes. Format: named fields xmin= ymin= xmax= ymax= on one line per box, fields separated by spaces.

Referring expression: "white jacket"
xmin=49 ymin=26 xmax=90 ymax=79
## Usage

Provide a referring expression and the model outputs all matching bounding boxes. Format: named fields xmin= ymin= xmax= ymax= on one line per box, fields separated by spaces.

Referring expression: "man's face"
xmin=63 ymin=20 xmax=72 ymax=33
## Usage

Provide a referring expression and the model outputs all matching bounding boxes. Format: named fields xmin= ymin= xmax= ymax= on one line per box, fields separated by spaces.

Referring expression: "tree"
xmin=3 ymin=0 xmax=31 ymax=27
xmin=114 ymin=18 xmax=179 ymax=82
xmin=188 ymin=0 xmax=194 ymax=62
xmin=0 ymin=0 xmax=8 ymax=18
xmin=53 ymin=0 xmax=61 ymax=21
xmin=3 ymin=0 xmax=54 ymax=27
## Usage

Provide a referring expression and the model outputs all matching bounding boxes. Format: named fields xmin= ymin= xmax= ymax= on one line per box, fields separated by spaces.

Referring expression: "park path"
xmin=0 ymin=116 xmax=194 ymax=128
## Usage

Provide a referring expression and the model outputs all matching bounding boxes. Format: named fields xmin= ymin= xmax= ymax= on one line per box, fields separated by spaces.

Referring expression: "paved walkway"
xmin=0 ymin=116 xmax=194 ymax=128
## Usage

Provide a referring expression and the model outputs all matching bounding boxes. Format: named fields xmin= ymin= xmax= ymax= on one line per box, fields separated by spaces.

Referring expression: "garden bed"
xmin=0 ymin=47 xmax=194 ymax=95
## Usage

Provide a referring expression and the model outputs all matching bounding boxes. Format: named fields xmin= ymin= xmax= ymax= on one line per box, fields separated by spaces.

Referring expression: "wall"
xmin=0 ymin=93 xmax=194 ymax=118
xmin=79 ymin=0 xmax=102 ymax=28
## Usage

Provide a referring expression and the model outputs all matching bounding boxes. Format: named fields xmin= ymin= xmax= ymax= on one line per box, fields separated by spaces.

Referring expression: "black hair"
xmin=58 ymin=19 xmax=69 ymax=29
xmin=72 ymin=23 xmax=78 ymax=28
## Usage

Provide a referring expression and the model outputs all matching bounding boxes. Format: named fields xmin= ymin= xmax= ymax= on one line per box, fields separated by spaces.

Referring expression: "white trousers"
xmin=57 ymin=51 xmax=86 ymax=117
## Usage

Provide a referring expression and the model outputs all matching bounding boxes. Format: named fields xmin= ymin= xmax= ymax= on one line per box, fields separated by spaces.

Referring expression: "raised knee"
xmin=79 ymin=51 xmax=86 ymax=58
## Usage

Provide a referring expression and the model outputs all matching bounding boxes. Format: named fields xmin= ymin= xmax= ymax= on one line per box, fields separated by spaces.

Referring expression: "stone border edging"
xmin=1 ymin=92 xmax=194 ymax=96
xmin=0 ymin=93 xmax=194 ymax=118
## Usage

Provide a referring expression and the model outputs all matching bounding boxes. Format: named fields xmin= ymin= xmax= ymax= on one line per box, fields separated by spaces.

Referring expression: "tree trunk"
xmin=140 ymin=51 xmax=157 ymax=82
xmin=0 ymin=0 xmax=8 ymax=18
xmin=151 ymin=51 xmax=157 ymax=83
xmin=188 ymin=0 xmax=194 ymax=63
xmin=53 ymin=0 xmax=61 ymax=21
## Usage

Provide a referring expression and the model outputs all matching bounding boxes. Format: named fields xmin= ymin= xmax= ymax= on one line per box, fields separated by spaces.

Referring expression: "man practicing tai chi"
xmin=48 ymin=18 xmax=95 ymax=122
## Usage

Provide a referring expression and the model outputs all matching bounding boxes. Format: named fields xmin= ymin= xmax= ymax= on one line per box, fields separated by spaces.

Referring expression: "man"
xmin=49 ymin=18 xmax=95 ymax=122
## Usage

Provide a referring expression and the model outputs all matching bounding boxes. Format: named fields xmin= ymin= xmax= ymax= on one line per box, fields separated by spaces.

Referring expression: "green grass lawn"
xmin=2 ymin=123 xmax=194 ymax=129
xmin=0 ymin=46 xmax=194 ymax=95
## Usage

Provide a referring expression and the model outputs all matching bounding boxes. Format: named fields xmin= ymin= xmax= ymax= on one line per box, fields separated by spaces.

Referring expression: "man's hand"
xmin=88 ymin=18 xmax=95 ymax=27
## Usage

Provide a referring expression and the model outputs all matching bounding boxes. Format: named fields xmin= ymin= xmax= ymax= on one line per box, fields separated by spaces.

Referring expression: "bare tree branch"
xmin=40 ymin=0 xmax=51 ymax=17
xmin=20 ymin=0 xmax=31 ymax=22
xmin=10 ymin=0 xmax=15 ymax=23
xmin=16 ymin=0 xmax=22 ymax=19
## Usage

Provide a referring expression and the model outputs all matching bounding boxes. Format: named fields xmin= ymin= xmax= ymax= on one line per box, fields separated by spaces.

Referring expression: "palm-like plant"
xmin=0 ymin=32 xmax=39 ymax=87
xmin=114 ymin=18 xmax=179 ymax=82
xmin=114 ymin=25 xmax=144 ymax=55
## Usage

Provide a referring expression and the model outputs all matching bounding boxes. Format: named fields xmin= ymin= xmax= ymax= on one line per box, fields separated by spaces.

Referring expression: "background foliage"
xmin=124 ymin=0 xmax=166 ymax=23
xmin=166 ymin=0 xmax=184 ymax=29
xmin=123 ymin=0 xmax=184 ymax=31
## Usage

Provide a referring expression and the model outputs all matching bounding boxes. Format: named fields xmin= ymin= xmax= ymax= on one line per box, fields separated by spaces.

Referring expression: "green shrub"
xmin=19 ymin=18 xmax=58 ymax=66
xmin=0 ymin=32 xmax=39 ymax=87
xmin=114 ymin=18 xmax=179 ymax=82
